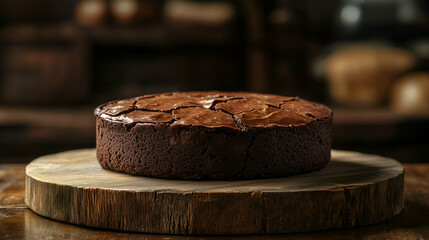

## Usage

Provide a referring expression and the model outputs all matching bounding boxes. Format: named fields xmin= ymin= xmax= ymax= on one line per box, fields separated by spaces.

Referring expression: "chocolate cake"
xmin=95 ymin=91 xmax=333 ymax=180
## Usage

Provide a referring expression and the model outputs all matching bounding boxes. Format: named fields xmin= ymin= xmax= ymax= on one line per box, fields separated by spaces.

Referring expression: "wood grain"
xmin=25 ymin=149 xmax=404 ymax=235
xmin=0 ymin=164 xmax=26 ymax=208
xmin=2 ymin=163 xmax=426 ymax=239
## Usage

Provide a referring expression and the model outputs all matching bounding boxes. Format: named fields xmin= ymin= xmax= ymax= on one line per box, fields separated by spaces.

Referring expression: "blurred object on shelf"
xmin=111 ymin=0 xmax=139 ymax=25
xmin=164 ymin=0 xmax=234 ymax=27
xmin=390 ymin=72 xmax=429 ymax=113
xmin=334 ymin=0 xmax=429 ymax=40
xmin=325 ymin=44 xmax=416 ymax=107
xmin=75 ymin=0 xmax=108 ymax=27
xmin=409 ymin=40 xmax=429 ymax=60
xmin=268 ymin=8 xmax=295 ymax=27
xmin=110 ymin=0 xmax=158 ymax=26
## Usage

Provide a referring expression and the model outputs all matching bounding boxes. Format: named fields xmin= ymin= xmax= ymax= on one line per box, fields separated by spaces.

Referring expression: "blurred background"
xmin=1 ymin=0 xmax=428 ymax=164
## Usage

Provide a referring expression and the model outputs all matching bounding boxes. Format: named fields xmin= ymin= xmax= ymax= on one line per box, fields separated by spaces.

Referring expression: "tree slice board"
xmin=25 ymin=149 xmax=404 ymax=235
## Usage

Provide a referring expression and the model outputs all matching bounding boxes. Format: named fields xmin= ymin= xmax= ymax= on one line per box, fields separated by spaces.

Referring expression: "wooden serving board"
xmin=25 ymin=149 xmax=404 ymax=235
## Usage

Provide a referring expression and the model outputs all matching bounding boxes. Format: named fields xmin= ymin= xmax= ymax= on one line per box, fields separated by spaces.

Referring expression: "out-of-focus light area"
xmin=0 ymin=0 xmax=428 ymax=163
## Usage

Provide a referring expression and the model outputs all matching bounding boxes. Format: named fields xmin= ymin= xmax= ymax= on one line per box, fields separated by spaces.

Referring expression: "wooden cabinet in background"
xmin=2 ymin=46 xmax=75 ymax=104
xmin=0 ymin=24 xmax=90 ymax=105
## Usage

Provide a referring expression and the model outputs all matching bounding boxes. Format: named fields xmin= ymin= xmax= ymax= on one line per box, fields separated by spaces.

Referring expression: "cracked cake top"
xmin=95 ymin=91 xmax=332 ymax=130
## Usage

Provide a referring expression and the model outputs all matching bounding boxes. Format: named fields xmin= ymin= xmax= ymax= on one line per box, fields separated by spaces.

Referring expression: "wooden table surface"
xmin=1 ymin=163 xmax=428 ymax=240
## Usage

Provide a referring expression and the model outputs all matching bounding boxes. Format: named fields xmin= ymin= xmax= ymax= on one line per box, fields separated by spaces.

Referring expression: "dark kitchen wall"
xmin=1 ymin=0 xmax=429 ymax=163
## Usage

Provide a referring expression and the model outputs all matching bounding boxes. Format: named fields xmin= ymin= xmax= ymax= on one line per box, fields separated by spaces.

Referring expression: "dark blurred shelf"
xmin=332 ymin=107 xmax=429 ymax=163
xmin=0 ymin=23 xmax=78 ymax=43
xmin=0 ymin=107 xmax=95 ymax=163
xmin=1 ymin=106 xmax=428 ymax=163
xmin=333 ymin=108 xmax=429 ymax=142
xmin=333 ymin=108 xmax=429 ymax=125
xmin=0 ymin=106 xmax=93 ymax=127
xmin=0 ymin=23 xmax=239 ymax=47
xmin=83 ymin=25 xmax=239 ymax=47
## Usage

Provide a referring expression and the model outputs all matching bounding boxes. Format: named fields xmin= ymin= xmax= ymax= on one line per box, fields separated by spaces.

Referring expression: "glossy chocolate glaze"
xmin=96 ymin=91 xmax=333 ymax=179
xmin=95 ymin=91 xmax=332 ymax=130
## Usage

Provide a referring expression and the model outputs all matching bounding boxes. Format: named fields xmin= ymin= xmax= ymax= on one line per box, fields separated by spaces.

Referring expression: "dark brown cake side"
xmin=95 ymin=91 xmax=333 ymax=180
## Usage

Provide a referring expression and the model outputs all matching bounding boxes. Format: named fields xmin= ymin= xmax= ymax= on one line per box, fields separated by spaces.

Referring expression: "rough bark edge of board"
xmin=25 ymin=171 xmax=404 ymax=235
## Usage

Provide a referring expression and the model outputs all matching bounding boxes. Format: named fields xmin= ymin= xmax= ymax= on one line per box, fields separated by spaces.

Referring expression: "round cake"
xmin=95 ymin=91 xmax=333 ymax=180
